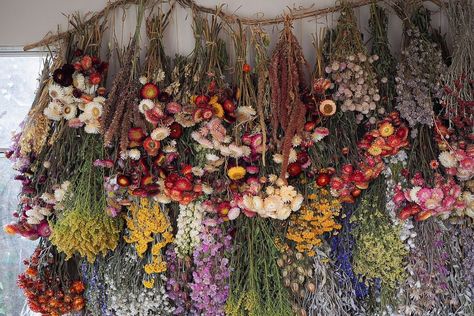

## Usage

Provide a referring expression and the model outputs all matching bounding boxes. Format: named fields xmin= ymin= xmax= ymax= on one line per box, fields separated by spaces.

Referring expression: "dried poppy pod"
xmin=319 ymin=99 xmax=337 ymax=116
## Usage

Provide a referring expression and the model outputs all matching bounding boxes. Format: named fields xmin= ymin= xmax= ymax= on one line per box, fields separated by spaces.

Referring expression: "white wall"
xmin=0 ymin=0 xmax=449 ymax=64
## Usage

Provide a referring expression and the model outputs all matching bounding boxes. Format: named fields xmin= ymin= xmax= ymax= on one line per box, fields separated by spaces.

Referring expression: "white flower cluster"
xmin=104 ymin=249 xmax=174 ymax=316
xmin=174 ymin=202 xmax=203 ymax=258
xmin=44 ymin=81 xmax=105 ymax=133
xmin=242 ymin=176 xmax=303 ymax=220
xmin=326 ymin=53 xmax=381 ymax=123
xmin=26 ymin=181 xmax=71 ymax=225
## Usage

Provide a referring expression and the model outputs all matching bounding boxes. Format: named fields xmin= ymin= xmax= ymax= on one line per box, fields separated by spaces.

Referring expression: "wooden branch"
xmin=180 ymin=0 xmax=379 ymax=25
xmin=23 ymin=0 xmax=143 ymax=51
xmin=23 ymin=0 xmax=446 ymax=51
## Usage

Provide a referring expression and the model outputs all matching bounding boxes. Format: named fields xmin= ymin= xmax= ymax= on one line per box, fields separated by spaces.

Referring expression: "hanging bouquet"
xmin=44 ymin=50 xmax=108 ymax=133
xmin=18 ymin=243 xmax=86 ymax=315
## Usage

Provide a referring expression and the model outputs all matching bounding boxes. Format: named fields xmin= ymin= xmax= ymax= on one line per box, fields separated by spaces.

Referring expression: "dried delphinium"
xmin=328 ymin=0 xmax=380 ymax=123
xmin=368 ymin=3 xmax=397 ymax=113
xmin=330 ymin=203 xmax=369 ymax=303
xmin=102 ymin=6 xmax=145 ymax=152
xmin=303 ymin=248 xmax=359 ymax=316
xmin=269 ymin=19 xmax=308 ymax=180
xmin=81 ymin=261 xmax=110 ymax=315
xmin=441 ymin=0 xmax=474 ymax=134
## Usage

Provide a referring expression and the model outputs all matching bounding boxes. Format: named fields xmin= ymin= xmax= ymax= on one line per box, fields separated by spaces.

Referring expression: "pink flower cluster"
xmin=393 ymin=173 xmax=466 ymax=221
xmin=439 ymin=147 xmax=474 ymax=181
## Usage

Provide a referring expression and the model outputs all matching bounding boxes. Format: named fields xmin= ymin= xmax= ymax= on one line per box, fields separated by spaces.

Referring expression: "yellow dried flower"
xmin=50 ymin=208 xmax=122 ymax=263
xmin=124 ymin=198 xmax=174 ymax=282
xmin=286 ymin=188 xmax=341 ymax=256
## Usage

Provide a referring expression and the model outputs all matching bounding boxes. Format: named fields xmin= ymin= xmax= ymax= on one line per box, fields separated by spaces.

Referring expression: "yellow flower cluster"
xmin=124 ymin=198 xmax=173 ymax=285
xmin=286 ymin=189 xmax=341 ymax=256
xmin=50 ymin=208 xmax=122 ymax=263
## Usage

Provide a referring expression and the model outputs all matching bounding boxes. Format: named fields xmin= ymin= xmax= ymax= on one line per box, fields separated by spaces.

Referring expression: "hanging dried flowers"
xmin=369 ymin=3 xmax=397 ymax=113
xmin=351 ymin=189 xmax=408 ymax=305
xmin=49 ymin=135 xmax=122 ymax=262
xmin=18 ymin=243 xmax=86 ymax=315
xmin=286 ymin=188 xmax=341 ymax=256
xmin=226 ymin=218 xmax=293 ymax=316
xmin=328 ymin=0 xmax=380 ymax=123
xmin=269 ymin=19 xmax=309 ymax=180
xmin=124 ymin=198 xmax=174 ymax=286
xmin=101 ymin=4 xmax=146 ymax=151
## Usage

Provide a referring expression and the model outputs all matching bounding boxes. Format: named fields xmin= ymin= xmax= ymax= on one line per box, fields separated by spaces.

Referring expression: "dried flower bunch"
xmin=269 ymin=19 xmax=309 ymax=180
xmin=4 ymin=1 xmax=474 ymax=315
xmin=328 ymin=1 xmax=380 ymax=123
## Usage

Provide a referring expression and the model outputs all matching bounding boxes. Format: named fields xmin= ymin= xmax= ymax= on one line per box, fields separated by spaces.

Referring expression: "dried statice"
xmin=395 ymin=27 xmax=445 ymax=127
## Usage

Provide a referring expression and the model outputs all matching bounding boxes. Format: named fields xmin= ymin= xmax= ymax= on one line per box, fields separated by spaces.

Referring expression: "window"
xmin=0 ymin=48 xmax=46 ymax=316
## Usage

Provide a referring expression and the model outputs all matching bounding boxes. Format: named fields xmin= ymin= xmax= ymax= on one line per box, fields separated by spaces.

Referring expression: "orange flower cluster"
xmin=286 ymin=189 xmax=342 ymax=256
xmin=17 ymin=248 xmax=85 ymax=316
